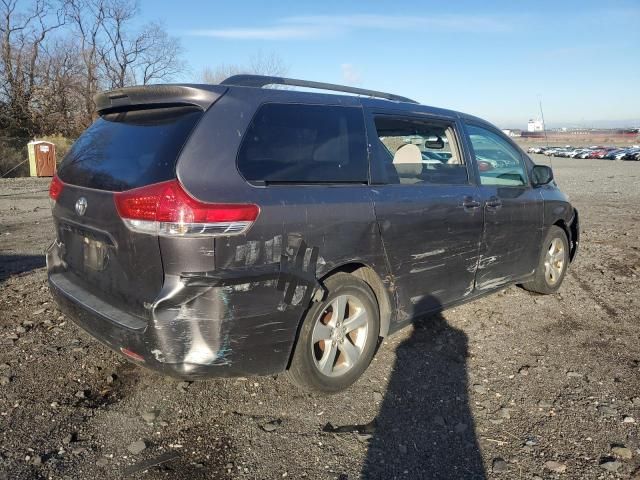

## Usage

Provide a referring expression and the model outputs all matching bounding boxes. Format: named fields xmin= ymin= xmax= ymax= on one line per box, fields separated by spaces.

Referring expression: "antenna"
xmin=538 ymin=97 xmax=552 ymax=168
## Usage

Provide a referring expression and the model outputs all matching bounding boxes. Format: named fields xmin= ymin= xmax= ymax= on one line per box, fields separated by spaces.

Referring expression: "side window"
xmin=466 ymin=124 xmax=528 ymax=187
xmin=373 ymin=115 xmax=467 ymax=185
xmin=237 ymin=103 xmax=368 ymax=183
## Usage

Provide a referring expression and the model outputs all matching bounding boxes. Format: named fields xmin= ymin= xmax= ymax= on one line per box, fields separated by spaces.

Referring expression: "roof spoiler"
xmin=95 ymin=84 xmax=226 ymax=114
xmin=221 ymin=74 xmax=419 ymax=104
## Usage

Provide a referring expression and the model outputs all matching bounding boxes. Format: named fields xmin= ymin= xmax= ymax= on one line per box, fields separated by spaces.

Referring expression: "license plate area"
xmin=58 ymin=220 xmax=115 ymax=274
xmin=83 ymin=237 xmax=108 ymax=271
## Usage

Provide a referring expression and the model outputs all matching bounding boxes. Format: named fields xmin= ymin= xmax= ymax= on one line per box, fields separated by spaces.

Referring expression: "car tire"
xmin=522 ymin=225 xmax=569 ymax=295
xmin=286 ymin=272 xmax=380 ymax=394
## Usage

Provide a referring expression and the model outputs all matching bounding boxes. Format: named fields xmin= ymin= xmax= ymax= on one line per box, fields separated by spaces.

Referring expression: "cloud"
xmin=341 ymin=63 xmax=362 ymax=85
xmin=283 ymin=14 xmax=512 ymax=33
xmin=186 ymin=13 xmax=513 ymax=40
xmin=188 ymin=25 xmax=332 ymax=40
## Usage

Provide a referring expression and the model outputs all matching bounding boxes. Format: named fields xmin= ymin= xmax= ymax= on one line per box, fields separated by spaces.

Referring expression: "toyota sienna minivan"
xmin=47 ymin=75 xmax=579 ymax=393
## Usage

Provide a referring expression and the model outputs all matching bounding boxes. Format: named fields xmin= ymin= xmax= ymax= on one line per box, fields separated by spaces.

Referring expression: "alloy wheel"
xmin=311 ymin=294 xmax=369 ymax=377
xmin=544 ymin=237 xmax=565 ymax=285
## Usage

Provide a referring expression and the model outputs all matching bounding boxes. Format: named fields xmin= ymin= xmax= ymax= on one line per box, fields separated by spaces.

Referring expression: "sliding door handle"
xmin=486 ymin=197 xmax=502 ymax=209
xmin=462 ymin=196 xmax=481 ymax=211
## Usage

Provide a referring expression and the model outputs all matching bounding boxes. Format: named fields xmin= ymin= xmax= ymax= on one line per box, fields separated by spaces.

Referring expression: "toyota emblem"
xmin=75 ymin=197 xmax=88 ymax=216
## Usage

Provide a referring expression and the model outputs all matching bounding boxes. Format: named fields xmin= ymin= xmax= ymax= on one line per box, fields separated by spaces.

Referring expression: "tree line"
xmin=0 ymin=0 xmax=288 ymax=176
xmin=0 ymin=0 xmax=185 ymax=140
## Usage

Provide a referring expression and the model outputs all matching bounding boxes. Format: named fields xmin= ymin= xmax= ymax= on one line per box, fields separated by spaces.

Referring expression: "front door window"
xmin=466 ymin=124 xmax=527 ymax=187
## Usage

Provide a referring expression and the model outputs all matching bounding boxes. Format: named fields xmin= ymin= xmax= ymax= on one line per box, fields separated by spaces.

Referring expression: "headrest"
xmin=393 ymin=144 xmax=422 ymax=164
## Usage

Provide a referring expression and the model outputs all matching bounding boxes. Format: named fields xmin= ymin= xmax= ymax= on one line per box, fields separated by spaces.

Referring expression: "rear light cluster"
xmin=113 ymin=179 xmax=259 ymax=237
xmin=49 ymin=175 xmax=64 ymax=201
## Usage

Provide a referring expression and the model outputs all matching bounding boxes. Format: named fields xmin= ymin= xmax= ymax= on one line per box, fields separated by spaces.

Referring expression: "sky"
xmin=138 ymin=0 xmax=640 ymax=129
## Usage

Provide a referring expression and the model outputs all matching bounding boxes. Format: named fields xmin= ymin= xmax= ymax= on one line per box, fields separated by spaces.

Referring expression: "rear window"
xmin=57 ymin=106 xmax=203 ymax=191
xmin=237 ymin=103 xmax=368 ymax=184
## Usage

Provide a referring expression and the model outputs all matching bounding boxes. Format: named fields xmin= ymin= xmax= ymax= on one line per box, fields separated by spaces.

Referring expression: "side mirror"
xmin=532 ymin=165 xmax=554 ymax=186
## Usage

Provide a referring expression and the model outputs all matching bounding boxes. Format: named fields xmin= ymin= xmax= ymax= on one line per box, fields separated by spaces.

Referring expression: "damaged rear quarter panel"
xmin=153 ymin=188 xmax=390 ymax=375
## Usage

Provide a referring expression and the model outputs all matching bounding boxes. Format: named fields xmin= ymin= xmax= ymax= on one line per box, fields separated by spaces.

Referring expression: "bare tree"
xmin=1 ymin=0 xmax=187 ymax=145
xmin=34 ymin=37 xmax=85 ymax=135
xmin=200 ymin=51 xmax=288 ymax=84
xmin=65 ymin=0 xmax=107 ymax=126
xmin=134 ymin=23 xmax=185 ymax=85
xmin=65 ymin=0 xmax=185 ymax=125
xmin=99 ymin=16 xmax=184 ymax=88
xmin=0 ymin=0 xmax=64 ymax=136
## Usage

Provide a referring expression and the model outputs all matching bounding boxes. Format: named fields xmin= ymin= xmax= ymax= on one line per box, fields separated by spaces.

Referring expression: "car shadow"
xmin=0 ymin=254 xmax=46 ymax=283
xmin=362 ymin=296 xmax=485 ymax=479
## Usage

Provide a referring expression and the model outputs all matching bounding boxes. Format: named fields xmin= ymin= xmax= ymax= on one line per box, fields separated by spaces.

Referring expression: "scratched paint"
xmin=409 ymin=263 xmax=446 ymax=274
xmin=198 ymin=246 xmax=215 ymax=257
xmin=476 ymin=275 xmax=512 ymax=291
xmin=477 ymin=255 xmax=497 ymax=270
xmin=410 ymin=294 xmax=427 ymax=305
xmin=411 ymin=248 xmax=445 ymax=260
xmin=149 ymin=277 xmax=232 ymax=368
xmin=291 ymin=284 xmax=307 ymax=306
xmin=245 ymin=241 xmax=260 ymax=266
xmin=264 ymin=235 xmax=283 ymax=263
xmin=138 ymin=234 xmax=323 ymax=370
xmin=462 ymin=278 xmax=475 ymax=297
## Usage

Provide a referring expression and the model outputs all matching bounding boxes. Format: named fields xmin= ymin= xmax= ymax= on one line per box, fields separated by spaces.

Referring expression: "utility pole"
xmin=539 ymin=99 xmax=549 ymax=148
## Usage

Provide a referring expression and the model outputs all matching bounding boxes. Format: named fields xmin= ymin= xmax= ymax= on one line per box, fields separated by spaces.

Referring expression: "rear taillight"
xmin=113 ymin=179 xmax=259 ymax=237
xmin=49 ymin=175 xmax=64 ymax=201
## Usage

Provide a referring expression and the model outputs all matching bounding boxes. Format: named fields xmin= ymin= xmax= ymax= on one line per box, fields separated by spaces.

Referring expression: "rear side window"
xmin=237 ymin=103 xmax=368 ymax=184
xmin=373 ymin=115 xmax=467 ymax=185
xmin=58 ymin=106 xmax=203 ymax=191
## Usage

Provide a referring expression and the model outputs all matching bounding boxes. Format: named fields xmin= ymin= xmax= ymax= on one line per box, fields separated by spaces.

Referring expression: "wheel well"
xmin=553 ymin=219 xmax=570 ymax=243
xmin=554 ymin=215 xmax=578 ymax=262
xmin=320 ymin=263 xmax=392 ymax=337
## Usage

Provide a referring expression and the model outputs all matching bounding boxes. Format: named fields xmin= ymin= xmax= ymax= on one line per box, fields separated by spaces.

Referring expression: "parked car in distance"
xmin=527 ymin=146 xmax=548 ymax=154
xmin=47 ymin=75 xmax=580 ymax=393
xmin=588 ymin=149 xmax=607 ymax=159
xmin=557 ymin=148 xmax=575 ymax=157
xmin=614 ymin=149 xmax=633 ymax=160
xmin=604 ymin=148 xmax=625 ymax=159
xmin=593 ymin=148 xmax=616 ymax=159
xmin=622 ymin=148 xmax=640 ymax=160
xmin=529 ymin=146 xmax=640 ymax=161
xmin=568 ymin=148 xmax=590 ymax=158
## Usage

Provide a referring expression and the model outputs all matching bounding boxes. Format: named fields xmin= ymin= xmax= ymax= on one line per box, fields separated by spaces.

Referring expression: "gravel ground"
xmin=0 ymin=157 xmax=639 ymax=480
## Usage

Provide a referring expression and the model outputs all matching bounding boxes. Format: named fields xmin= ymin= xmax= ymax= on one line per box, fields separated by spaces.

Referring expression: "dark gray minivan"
xmin=47 ymin=75 xmax=579 ymax=393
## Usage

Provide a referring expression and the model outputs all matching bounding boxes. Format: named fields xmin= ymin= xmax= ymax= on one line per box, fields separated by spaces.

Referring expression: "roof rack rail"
xmin=220 ymin=74 xmax=419 ymax=104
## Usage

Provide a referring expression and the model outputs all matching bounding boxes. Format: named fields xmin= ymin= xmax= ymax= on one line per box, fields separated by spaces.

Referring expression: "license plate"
xmin=83 ymin=237 xmax=108 ymax=271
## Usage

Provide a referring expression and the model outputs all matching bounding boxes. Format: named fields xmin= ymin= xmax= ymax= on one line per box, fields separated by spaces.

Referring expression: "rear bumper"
xmin=48 ymin=268 xmax=302 ymax=380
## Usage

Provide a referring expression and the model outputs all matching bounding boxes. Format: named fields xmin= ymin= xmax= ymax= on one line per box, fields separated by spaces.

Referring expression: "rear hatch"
xmin=51 ymin=86 xmax=224 ymax=318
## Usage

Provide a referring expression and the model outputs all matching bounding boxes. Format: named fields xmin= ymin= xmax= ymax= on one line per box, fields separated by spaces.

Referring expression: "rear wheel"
xmin=286 ymin=273 xmax=380 ymax=394
xmin=522 ymin=225 xmax=569 ymax=294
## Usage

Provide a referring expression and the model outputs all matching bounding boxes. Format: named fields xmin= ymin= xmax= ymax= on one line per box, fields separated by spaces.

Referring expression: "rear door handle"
xmin=486 ymin=197 xmax=502 ymax=209
xmin=462 ymin=196 xmax=481 ymax=211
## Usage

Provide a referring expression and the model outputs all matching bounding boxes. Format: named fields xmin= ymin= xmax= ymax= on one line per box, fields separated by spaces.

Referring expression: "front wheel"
xmin=522 ymin=225 xmax=569 ymax=294
xmin=286 ymin=273 xmax=380 ymax=394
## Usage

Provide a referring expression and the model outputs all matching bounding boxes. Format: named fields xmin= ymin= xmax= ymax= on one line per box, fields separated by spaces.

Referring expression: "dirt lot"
xmin=0 ymin=157 xmax=639 ymax=480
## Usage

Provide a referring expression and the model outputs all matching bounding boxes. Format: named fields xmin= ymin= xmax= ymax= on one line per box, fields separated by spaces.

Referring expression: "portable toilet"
xmin=27 ymin=141 xmax=56 ymax=177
